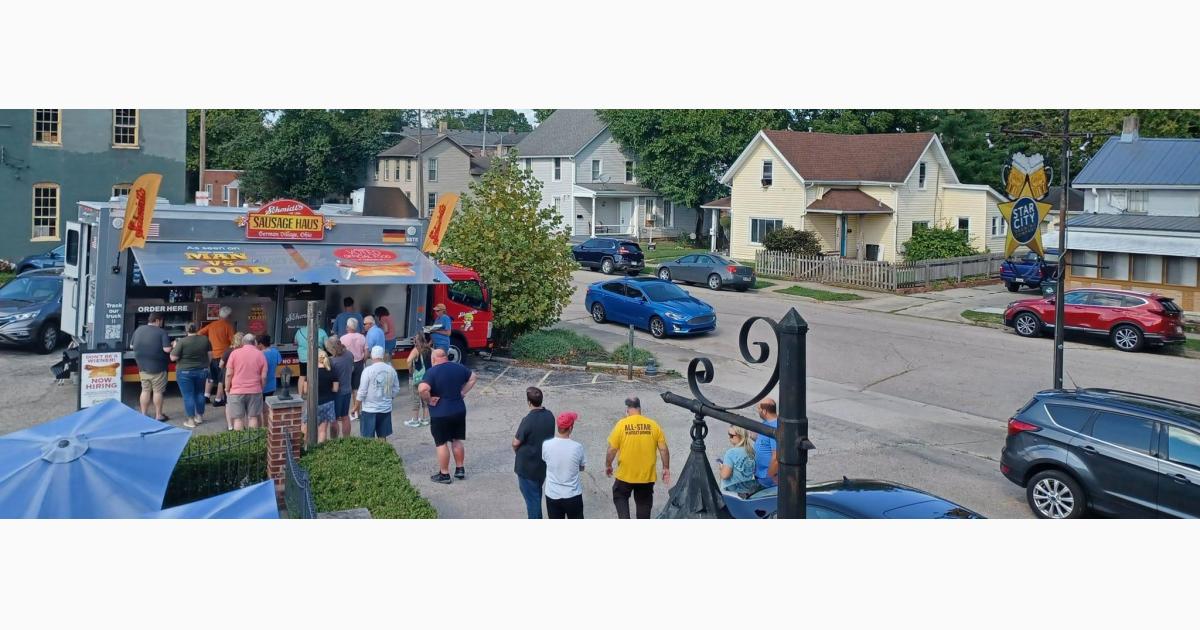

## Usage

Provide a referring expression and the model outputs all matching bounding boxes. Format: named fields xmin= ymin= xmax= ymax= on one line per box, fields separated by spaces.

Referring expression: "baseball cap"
xmin=556 ymin=411 xmax=578 ymax=431
xmin=370 ymin=345 xmax=386 ymax=359
xmin=434 ymin=303 xmax=447 ymax=312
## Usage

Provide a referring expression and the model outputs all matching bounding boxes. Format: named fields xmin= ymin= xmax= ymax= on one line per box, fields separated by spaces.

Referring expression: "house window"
xmin=1127 ymin=190 xmax=1147 ymax=214
xmin=112 ymin=109 xmax=138 ymax=147
xmin=32 ymin=183 xmax=60 ymax=240
xmin=918 ymin=162 xmax=928 ymax=189
xmin=1131 ymin=254 xmax=1163 ymax=283
xmin=957 ymin=217 xmax=970 ymax=237
xmin=383 ymin=159 xmax=390 ymax=181
xmin=912 ymin=221 xmax=929 ymax=233
xmin=374 ymin=160 xmax=381 ymax=181
xmin=990 ymin=216 xmax=1007 ymax=237
xmin=112 ymin=184 xmax=132 ymax=198
xmin=750 ymin=218 xmax=783 ymax=244
xmin=553 ymin=158 xmax=562 ymax=181
xmin=394 ymin=160 xmax=401 ymax=181
xmin=1100 ymin=252 xmax=1129 ymax=281
xmin=205 ymin=183 xmax=212 ymax=199
xmin=1074 ymin=250 xmax=1099 ymax=278
xmin=643 ymin=198 xmax=657 ymax=227
xmin=626 ymin=161 xmax=634 ymax=182
xmin=761 ymin=160 xmax=773 ymax=186
xmin=34 ymin=109 xmax=61 ymax=144
xmin=524 ymin=158 xmax=532 ymax=172
xmin=1165 ymin=256 xmax=1198 ymax=287
xmin=591 ymin=159 xmax=601 ymax=181
xmin=665 ymin=200 xmax=674 ymax=226
xmin=406 ymin=160 xmax=412 ymax=181
xmin=428 ymin=158 xmax=438 ymax=182
xmin=427 ymin=193 xmax=437 ymax=212
xmin=222 ymin=185 xmax=231 ymax=203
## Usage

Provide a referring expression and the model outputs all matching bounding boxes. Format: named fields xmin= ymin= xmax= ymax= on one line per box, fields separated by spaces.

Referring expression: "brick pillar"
xmin=265 ymin=395 xmax=304 ymax=510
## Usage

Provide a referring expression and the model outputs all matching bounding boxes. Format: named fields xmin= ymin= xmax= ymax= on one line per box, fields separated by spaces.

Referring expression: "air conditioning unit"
xmin=761 ymin=178 xmax=772 ymax=187
xmin=1109 ymin=190 xmax=1128 ymax=211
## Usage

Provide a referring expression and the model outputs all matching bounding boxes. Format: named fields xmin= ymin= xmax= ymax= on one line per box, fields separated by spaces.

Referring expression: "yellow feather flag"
xmin=422 ymin=193 xmax=460 ymax=255
xmin=118 ymin=173 xmax=163 ymax=251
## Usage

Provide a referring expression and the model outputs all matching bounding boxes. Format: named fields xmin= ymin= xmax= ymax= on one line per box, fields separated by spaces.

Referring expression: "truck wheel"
xmin=34 ymin=321 xmax=59 ymax=354
xmin=1005 ymin=282 xmax=1020 ymax=292
xmin=600 ymin=258 xmax=615 ymax=274
xmin=448 ymin=336 xmax=468 ymax=364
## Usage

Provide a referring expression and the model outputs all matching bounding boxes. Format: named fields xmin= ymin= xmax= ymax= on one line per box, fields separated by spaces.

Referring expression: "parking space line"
xmin=538 ymin=370 xmax=552 ymax=387
xmin=482 ymin=365 xmax=511 ymax=393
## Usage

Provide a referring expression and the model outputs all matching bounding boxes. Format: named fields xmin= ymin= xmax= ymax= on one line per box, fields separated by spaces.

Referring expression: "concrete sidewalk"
xmin=757 ymin=277 xmax=1020 ymax=324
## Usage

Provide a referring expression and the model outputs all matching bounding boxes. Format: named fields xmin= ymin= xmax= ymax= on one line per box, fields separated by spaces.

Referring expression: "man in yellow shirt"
xmin=605 ymin=396 xmax=670 ymax=519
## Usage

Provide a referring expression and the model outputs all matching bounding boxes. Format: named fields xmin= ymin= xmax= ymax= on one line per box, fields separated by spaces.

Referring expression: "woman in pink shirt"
xmin=340 ymin=318 xmax=368 ymax=419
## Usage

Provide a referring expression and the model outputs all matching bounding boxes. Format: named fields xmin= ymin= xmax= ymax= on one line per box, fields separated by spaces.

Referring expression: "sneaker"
xmin=430 ymin=473 xmax=452 ymax=484
xmin=350 ymin=411 xmax=360 ymax=422
xmin=212 ymin=399 xmax=226 ymax=408
xmin=419 ymin=418 xmax=430 ymax=427
xmin=404 ymin=418 xmax=421 ymax=428
xmin=454 ymin=467 xmax=465 ymax=480
xmin=183 ymin=419 xmax=199 ymax=429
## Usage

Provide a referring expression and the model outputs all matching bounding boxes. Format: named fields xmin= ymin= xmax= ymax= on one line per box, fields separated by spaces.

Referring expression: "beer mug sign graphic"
xmin=998 ymin=151 xmax=1055 ymax=257
xmin=1002 ymin=152 xmax=1052 ymax=201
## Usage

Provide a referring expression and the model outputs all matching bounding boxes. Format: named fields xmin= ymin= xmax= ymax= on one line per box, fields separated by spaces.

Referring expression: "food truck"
xmin=60 ymin=199 xmax=493 ymax=385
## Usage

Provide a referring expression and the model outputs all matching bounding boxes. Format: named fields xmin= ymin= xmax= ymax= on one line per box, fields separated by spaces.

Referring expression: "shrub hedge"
xmin=610 ymin=343 xmax=655 ymax=366
xmin=511 ymin=329 xmax=609 ymax=365
xmin=762 ymin=226 xmax=822 ymax=257
xmin=300 ymin=438 xmax=437 ymax=519
xmin=163 ymin=428 xmax=269 ymax=507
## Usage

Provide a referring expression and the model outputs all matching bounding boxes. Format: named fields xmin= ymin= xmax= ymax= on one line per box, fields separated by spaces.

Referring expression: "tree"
xmin=934 ymin=109 xmax=1002 ymax=185
xmin=533 ymin=109 xmax=557 ymax=124
xmin=435 ymin=153 xmax=577 ymax=345
xmin=424 ymin=109 xmax=468 ymax=129
xmin=902 ymin=223 xmax=978 ymax=261
xmin=238 ymin=109 xmax=414 ymax=204
xmin=186 ymin=109 xmax=269 ymax=171
xmin=461 ymin=109 xmax=532 ymax=132
xmin=762 ymin=226 xmax=822 ymax=257
xmin=600 ymin=109 xmax=792 ymax=239
xmin=790 ymin=110 xmax=942 ymax=134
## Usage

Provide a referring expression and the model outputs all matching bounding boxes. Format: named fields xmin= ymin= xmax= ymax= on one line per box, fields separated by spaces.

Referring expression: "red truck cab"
xmin=429 ymin=264 xmax=494 ymax=362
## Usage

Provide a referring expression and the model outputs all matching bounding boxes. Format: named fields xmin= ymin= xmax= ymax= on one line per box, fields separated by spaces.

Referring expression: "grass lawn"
xmin=753 ymin=279 xmax=776 ymax=290
xmin=1186 ymin=338 xmax=1200 ymax=353
xmin=961 ymin=310 xmax=1005 ymax=326
xmin=774 ymin=285 xmax=864 ymax=301
xmin=0 ymin=272 xmax=14 ymax=285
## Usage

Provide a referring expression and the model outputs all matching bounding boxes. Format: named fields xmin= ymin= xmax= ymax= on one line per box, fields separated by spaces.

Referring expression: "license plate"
xmin=742 ymin=276 xmax=752 ymax=281
xmin=1014 ymin=277 xmax=1024 ymax=283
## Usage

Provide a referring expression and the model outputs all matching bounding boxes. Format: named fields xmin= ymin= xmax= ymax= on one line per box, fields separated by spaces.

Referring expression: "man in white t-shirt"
xmin=541 ymin=411 xmax=587 ymax=519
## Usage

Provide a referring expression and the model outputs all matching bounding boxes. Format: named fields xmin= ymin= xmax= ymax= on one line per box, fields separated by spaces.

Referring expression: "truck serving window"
xmin=449 ymin=280 xmax=486 ymax=310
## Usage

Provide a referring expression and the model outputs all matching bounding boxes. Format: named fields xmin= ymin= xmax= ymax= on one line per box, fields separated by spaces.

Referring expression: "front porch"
xmin=573 ymin=182 xmax=662 ymax=238
xmin=805 ymin=189 xmax=895 ymax=262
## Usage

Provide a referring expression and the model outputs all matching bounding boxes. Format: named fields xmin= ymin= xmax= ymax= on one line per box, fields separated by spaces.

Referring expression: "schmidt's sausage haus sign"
xmin=236 ymin=199 xmax=330 ymax=241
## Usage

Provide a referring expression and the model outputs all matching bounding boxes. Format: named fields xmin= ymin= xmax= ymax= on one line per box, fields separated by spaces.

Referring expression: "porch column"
xmin=710 ymin=207 xmax=718 ymax=252
xmin=590 ymin=198 xmax=596 ymax=237
xmin=632 ymin=196 xmax=640 ymax=239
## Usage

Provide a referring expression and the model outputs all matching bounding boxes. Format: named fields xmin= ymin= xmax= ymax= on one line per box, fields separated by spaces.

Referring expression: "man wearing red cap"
xmin=542 ymin=411 xmax=587 ymax=519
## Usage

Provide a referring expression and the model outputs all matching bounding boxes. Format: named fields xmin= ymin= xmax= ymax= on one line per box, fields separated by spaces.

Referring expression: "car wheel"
xmin=1013 ymin=312 xmax=1042 ymax=338
xmin=600 ymin=258 xmax=615 ymax=274
xmin=1026 ymin=470 xmax=1086 ymax=519
xmin=1005 ymin=282 xmax=1020 ymax=292
xmin=591 ymin=302 xmax=607 ymax=323
xmin=34 ymin=321 xmax=59 ymax=354
xmin=1111 ymin=324 xmax=1144 ymax=352
xmin=447 ymin=336 xmax=468 ymax=365
xmin=658 ymin=268 xmax=672 ymax=282
xmin=649 ymin=316 xmax=666 ymax=339
xmin=707 ymin=274 xmax=723 ymax=291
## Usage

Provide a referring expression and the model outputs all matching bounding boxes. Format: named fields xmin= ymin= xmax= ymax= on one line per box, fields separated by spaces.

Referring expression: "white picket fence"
xmin=755 ymin=251 xmax=1005 ymax=292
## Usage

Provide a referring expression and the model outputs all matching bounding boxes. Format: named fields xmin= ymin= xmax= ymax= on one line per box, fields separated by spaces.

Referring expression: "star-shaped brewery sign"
xmin=998 ymin=182 xmax=1053 ymax=257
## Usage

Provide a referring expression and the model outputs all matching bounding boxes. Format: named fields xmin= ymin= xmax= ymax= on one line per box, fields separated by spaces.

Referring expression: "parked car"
xmin=1000 ymin=248 xmax=1059 ymax=292
xmin=1004 ymin=287 xmax=1185 ymax=352
xmin=585 ymin=277 xmax=716 ymax=338
xmin=0 ymin=268 xmax=64 ymax=354
xmin=571 ymin=238 xmax=645 ymax=275
xmin=656 ymin=253 xmax=756 ymax=291
xmin=725 ymin=479 xmax=984 ymax=519
xmin=15 ymin=244 xmax=65 ymax=274
xmin=1001 ymin=388 xmax=1200 ymax=519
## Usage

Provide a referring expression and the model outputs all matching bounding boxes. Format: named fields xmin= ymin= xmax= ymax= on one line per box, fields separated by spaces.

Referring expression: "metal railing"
xmin=594 ymin=223 xmax=634 ymax=235
xmin=163 ymin=428 xmax=268 ymax=508
xmin=283 ymin=429 xmax=317 ymax=519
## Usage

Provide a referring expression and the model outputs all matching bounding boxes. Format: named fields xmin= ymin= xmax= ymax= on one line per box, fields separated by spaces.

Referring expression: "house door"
xmin=838 ymin=217 xmax=847 ymax=257
xmin=619 ymin=200 xmax=633 ymax=232
xmin=575 ymin=199 xmax=591 ymax=236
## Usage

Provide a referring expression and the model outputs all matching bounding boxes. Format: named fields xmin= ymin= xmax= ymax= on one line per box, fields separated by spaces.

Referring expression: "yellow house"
xmin=720 ymin=130 xmax=1006 ymax=263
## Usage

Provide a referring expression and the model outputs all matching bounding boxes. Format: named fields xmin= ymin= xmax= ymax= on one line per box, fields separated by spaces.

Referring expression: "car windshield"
xmin=640 ymin=282 xmax=690 ymax=302
xmin=0 ymin=276 xmax=60 ymax=301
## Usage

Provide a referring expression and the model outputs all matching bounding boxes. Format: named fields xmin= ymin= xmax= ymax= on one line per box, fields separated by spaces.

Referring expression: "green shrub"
xmin=300 ymin=438 xmax=437 ymax=519
xmin=762 ymin=226 xmax=822 ymax=257
xmin=511 ymin=329 xmax=609 ymax=365
xmin=903 ymin=224 xmax=978 ymax=261
xmin=163 ymin=428 xmax=269 ymax=507
xmin=610 ymin=343 xmax=655 ymax=366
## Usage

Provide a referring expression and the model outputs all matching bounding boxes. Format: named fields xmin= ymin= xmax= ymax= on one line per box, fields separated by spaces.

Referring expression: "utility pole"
xmin=481 ymin=109 xmax=488 ymax=157
xmin=416 ymin=109 xmax=424 ymax=218
xmin=198 ymin=109 xmax=206 ymax=202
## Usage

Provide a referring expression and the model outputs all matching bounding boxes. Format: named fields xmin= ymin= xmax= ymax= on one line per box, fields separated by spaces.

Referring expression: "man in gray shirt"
xmin=542 ymin=411 xmax=587 ymax=519
xmin=131 ymin=312 xmax=173 ymax=421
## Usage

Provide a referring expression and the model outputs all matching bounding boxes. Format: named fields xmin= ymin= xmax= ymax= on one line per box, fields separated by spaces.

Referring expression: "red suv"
xmin=1004 ymin=288 xmax=1186 ymax=352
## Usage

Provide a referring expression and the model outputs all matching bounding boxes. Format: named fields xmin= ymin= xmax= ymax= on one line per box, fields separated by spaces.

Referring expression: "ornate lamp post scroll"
xmin=658 ymin=308 xmax=813 ymax=519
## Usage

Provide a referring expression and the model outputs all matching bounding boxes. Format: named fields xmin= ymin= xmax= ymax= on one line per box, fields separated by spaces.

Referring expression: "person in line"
xmin=340 ymin=318 xmax=368 ymax=421
xmin=605 ymin=396 xmax=670 ymax=519
xmin=199 ymin=306 xmax=236 ymax=407
xmin=404 ymin=334 xmax=432 ymax=428
xmin=358 ymin=345 xmax=401 ymax=441
xmin=171 ymin=322 xmax=212 ymax=429
xmin=363 ymin=315 xmax=386 ymax=363
xmin=325 ymin=336 xmax=354 ymax=439
xmin=374 ymin=306 xmax=397 ymax=358
xmin=542 ymin=411 xmax=587 ymax=519
xmin=294 ymin=317 xmax=329 ymax=396
xmin=753 ymin=398 xmax=780 ymax=489
xmin=332 ymin=296 xmax=357 ymax=337
xmin=429 ymin=303 xmax=453 ymax=353
xmin=418 ymin=349 xmax=477 ymax=484
xmin=131 ymin=312 xmax=173 ymax=421
xmin=224 ymin=334 xmax=267 ymax=431
xmin=218 ymin=331 xmax=245 ymax=431
xmin=300 ymin=349 xmax=338 ymax=443
xmin=512 ymin=386 xmax=556 ymax=519
xmin=718 ymin=426 xmax=762 ymax=498
xmin=257 ymin=334 xmax=282 ymax=398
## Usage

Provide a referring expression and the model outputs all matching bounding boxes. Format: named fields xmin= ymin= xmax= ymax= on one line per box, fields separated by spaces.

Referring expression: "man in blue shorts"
xmin=418 ymin=348 xmax=477 ymax=484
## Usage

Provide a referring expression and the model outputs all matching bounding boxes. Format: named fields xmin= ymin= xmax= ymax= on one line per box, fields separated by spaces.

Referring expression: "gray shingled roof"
xmin=1068 ymin=213 xmax=1200 ymax=233
xmin=377 ymin=134 xmax=466 ymax=158
xmin=576 ymin=182 xmax=657 ymax=196
xmin=513 ymin=110 xmax=608 ymax=158
xmin=1073 ymin=137 xmax=1200 ymax=186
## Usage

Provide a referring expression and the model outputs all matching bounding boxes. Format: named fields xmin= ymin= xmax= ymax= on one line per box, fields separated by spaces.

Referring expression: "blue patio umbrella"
xmin=0 ymin=399 xmax=192 ymax=518
xmin=148 ymin=480 xmax=279 ymax=519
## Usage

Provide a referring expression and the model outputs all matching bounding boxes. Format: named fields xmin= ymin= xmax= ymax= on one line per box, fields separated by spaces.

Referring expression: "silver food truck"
xmin=57 ymin=198 xmax=492 ymax=404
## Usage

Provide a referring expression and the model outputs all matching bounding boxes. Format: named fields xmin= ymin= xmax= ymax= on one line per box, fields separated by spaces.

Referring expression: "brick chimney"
xmin=438 ymin=120 xmax=448 ymax=135
xmin=1120 ymin=115 xmax=1139 ymax=143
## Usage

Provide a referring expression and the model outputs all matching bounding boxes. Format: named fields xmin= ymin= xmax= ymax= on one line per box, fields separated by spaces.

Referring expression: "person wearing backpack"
xmin=404 ymin=333 xmax=432 ymax=428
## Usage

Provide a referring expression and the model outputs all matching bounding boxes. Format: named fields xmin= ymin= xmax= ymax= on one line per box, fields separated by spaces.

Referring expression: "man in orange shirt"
xmin=199 ymin=306 xmax=236 ymax=406
xmin=605 ymin=396 xmax=670 ymax=519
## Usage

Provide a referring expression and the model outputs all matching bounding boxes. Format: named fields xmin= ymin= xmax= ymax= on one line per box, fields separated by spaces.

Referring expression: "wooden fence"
xmin=755 ymin=251 xmax=1006 ymax=292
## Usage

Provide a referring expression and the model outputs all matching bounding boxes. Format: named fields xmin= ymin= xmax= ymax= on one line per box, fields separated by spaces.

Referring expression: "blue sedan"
xmin=725 ymin=479 xmax=983 ymax=519
xmin=585 ymin=277 xmax=716 ymax=339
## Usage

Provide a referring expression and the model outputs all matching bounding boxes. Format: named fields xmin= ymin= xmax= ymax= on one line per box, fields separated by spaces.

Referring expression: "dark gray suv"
xmin=1001 ymin=389 xmax=1200 ymax=519
xmin=0 ymin=268 xmax=63 ymax=354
